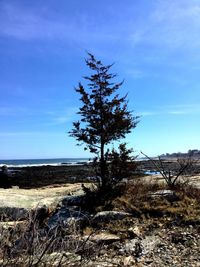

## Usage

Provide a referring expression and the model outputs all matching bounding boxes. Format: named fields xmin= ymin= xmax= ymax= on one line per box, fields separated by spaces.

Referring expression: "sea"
xmin=0 ymin=158 xmax=91 ymax=168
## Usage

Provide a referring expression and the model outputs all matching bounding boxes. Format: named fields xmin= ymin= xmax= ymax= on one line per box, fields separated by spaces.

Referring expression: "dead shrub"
xmin=0 ymin=209 xmax=99 ymax=266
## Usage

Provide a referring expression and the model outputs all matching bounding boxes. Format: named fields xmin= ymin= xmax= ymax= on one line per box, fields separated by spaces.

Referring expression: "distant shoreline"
xmin=0 ymin=157 xmax=148 ymax=168
xmin=0 ymin=158 xmax=91 ymax=168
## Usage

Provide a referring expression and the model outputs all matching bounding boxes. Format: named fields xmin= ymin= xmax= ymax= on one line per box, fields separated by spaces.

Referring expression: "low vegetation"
xmin=0 ymin=214 xmax=98 ymax=266
xmin=0 ymin=171 xmax=200 ymax=266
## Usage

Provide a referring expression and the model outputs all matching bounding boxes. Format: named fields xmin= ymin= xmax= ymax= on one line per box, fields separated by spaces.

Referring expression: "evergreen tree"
xmin=70 ymin=53 xmax=139 ymax=188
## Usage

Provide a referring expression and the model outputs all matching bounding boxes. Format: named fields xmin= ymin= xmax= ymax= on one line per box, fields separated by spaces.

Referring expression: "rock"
xmin=89 ymin=232 xmax=120 ymax=244
xmin=128 ymin=226 xmax=141 ymax=238
xmin=93 ymin=211 xmax=131 ymax=222
xmin=62 ymin=194 xmax=85 ymax=206
xmin=120 ymin=239 xmax=143 ymax=257
xmin=0 ymin=165 xmax=11 ymax=188
xmin=150 ymin=190 xmax=179 ymax=202
xmin=150 ymin=189 xmax=174 ymax=196
xmin=0 ymin=206 xmax=28 ymax=220
xmin=0 ymin=205 xmax=51 ymax=225
xmin=0 ymin=184 xmax=84 ymax=221
xmin=120 ymin=235 xmax=161 ymax=257
xmin=47 ymin=206 xmax=90 ymax=228
xmin=141 ymin=235 xmax=161 ymax=255
xmin=171 ymin=232 xmax=188 ymax=244
xmin=0 ymin=220 xmax=25 ymax=229
xmin=123 ymin=255 xmax=136 ymax=266
xmin=145 ymin=259 xmax=154 ymax=264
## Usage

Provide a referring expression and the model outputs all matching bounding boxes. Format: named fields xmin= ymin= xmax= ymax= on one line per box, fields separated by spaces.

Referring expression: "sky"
xmin=0 ymin=0 xmax=200 ymax=159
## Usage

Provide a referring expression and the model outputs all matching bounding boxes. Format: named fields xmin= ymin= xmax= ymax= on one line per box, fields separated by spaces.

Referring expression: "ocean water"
xmin=0 ymin=158 xmax=90 ymax=168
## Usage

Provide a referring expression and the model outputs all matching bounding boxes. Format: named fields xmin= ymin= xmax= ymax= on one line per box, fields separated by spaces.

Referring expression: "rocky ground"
xmin=0 ymin=162 xmax=200 ymax=266
xmin=76 ymin=225 xmax=199 ymax=266
xmin=6 ymin=164 xmax=95 ymax=188
xmin=77 ymin=176 xmax=200 ymax=266
xmin=81 ymin=214 xmax=200 ymax=266
xmin=2 ymin=196 xmax=199 ymax=266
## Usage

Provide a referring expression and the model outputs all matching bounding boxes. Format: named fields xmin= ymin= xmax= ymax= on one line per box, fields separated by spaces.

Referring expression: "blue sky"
xmin=0 ymin=0 xmax=199 ymax=159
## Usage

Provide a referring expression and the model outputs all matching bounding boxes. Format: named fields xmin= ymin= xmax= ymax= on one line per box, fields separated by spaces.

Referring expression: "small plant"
xmin=91 ymin=143 xmax=137 ymax=188
xmin=105 ymin=143 xmax=137 ymax=186
xmin=81 ymin=143 xmax=137 ymax=212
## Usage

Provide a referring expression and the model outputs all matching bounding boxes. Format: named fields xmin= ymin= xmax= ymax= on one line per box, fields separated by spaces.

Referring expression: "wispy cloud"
xmin=48 ymin=107 xmax=79 ymax=125
xmin=151 ymin=0 xmax=200 ymax=49
xmin=138 ymin=111 xmax=157 ymax=117
xmin=0 ymin=2 xmax=120 ymax=44
xmin=128 ymin=0 xmax=200 ymax=57
xmin=2 ymin=0 xmax=200 ymax=61
xmin=53 ymin=116 xmax=73 ymax=124
xmin=126 ymin=69 xmax=145 ymax=79
xmin=0 ymin=106 xmax=28 ymax=116
xmin=0 ymin=3 xmax=69 ymax=41
xmin=138 ymin=103 xmax=200 ymax=117
xmin=166 ymin=104 xmax=200 ymax=115
xmin=0 ymin=131 xmax=65 ymax=138
xmin=168 ymin=110 xmax=189 ymax=115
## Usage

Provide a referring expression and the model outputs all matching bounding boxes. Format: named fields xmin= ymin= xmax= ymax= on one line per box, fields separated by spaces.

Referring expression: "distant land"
xmin=159 ymin=149 xmax=200 ymax=159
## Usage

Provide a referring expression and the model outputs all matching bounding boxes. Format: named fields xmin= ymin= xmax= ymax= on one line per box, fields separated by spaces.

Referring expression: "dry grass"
xmin=0 ymin=210 xmax=98 ymax=266
xmin=80 ymin=177 xmax=200 ymax=244
xmin=108 ymin=178 xmax=200 ymax=226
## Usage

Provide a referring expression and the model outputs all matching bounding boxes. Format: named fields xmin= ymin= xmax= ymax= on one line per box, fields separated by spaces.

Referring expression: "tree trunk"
xmin=100 ymin=140 xmax=106 ymax=188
